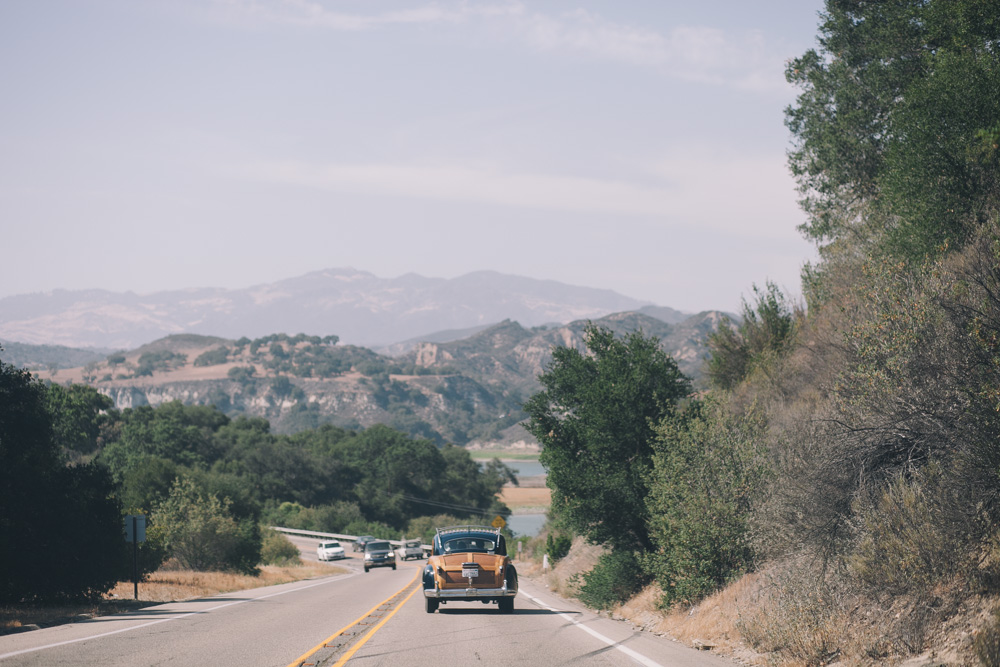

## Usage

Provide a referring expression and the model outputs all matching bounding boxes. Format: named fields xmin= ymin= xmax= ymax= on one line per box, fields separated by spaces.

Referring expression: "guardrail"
xmin=269 ymin=526 xmax=430 ymax=552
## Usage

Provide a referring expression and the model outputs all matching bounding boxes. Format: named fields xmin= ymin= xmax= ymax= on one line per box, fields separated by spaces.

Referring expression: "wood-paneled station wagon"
xmin=422 ymin=526 xmax=518 ymax=614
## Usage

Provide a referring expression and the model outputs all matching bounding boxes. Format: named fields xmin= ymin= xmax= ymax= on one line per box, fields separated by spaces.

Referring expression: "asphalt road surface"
xmin=0 ymin=538 xmax=736 ymax=667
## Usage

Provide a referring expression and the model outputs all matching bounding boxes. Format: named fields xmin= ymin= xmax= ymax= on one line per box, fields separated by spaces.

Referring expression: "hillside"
xmin=23 ymin=310 xmax=726 ymax=444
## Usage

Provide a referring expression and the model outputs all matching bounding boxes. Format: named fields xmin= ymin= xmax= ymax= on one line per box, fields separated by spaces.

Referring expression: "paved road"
xmin=0 ymin=538 xmax=736 ymax=667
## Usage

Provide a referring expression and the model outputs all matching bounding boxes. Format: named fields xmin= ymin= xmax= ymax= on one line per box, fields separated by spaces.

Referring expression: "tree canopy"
xmin=524 ymin=325 xmax=690 ymax=554
xmin=787 ymin=0 xmax=1000 ymax=262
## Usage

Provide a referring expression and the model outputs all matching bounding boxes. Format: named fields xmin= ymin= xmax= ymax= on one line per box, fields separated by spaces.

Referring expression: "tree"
xmin=0 ymin=354 xmax=124 ymax=601
xmin=706 ymin=282 xmax=798 ymax=391
xmin=645 ymin=399 xmax=770 ymax=606
xmin=152 ymin=477 xmax=260 ymax=574
xmin=786 ymin=0 xmax=1000 ymax=261
xmin=523 ymin=326 xmax=690 ymax=553
xmin=45 ymin=383 xmax=115 ymax=458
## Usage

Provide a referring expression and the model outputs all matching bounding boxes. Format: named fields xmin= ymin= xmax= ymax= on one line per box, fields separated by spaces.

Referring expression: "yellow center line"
xmin=331 ymin=581 xmax=422 ymax=667
xmin=286 ymin=568 xmax=420 ymax=667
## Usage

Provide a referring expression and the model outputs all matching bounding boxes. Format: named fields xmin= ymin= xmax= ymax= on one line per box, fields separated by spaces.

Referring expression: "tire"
xmin=364 ymin=566 xmax=370 ymax=573
xmin=392 ymin=564 xmax=397 ymax=570
xmin=498 ymin=597 xmax=514 ymax=614
xmin=425 ymin=597 xmax=439 ymax=614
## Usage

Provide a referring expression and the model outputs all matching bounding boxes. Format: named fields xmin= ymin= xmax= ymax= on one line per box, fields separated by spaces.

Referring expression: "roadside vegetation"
xmin=0 ymin=356 xmax=514 ymax=608
xmin=526 ymin=1 xmax=1000 ymax=663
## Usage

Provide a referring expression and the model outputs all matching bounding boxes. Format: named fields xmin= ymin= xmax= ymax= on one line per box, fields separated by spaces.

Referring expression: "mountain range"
xmin=0 ymin=269 xmax=665 ymax=350
xmin=13 ymin=310 xmax=728 ymax=446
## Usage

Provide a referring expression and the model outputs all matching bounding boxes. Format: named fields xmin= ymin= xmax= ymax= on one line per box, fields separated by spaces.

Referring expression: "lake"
xmin=506 ymin=512 xmax=546 ymax=538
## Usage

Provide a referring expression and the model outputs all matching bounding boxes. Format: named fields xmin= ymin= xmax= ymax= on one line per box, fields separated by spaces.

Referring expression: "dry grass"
xmin=1 ymin=561 xmax=344 ymax=635
xmin=626 ymin=575 xmax=769 ymax=665
xmin=499 ymin=486 xmax=551 ymax=510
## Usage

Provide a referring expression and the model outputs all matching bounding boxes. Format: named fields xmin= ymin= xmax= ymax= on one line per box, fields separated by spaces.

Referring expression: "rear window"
xmin=443 ymin=537 xmax=495 ymax=553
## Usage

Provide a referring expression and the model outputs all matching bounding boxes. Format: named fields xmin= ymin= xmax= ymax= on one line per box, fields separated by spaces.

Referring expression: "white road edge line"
xmin=0 ymin=572 xmax=355 ymax=660
xmin=522 ymin=592 xmax=664 ymax=667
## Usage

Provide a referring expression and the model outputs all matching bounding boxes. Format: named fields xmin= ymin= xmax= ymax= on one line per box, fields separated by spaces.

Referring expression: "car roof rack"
xmin=435 ymin=525 xmax=500 ymax=537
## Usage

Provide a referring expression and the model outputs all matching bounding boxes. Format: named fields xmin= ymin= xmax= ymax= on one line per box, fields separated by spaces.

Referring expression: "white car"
xmin=396 ymin=539 xmax=424 ymax=561
xmin=317 ymin=540 xmax=346 ymax=561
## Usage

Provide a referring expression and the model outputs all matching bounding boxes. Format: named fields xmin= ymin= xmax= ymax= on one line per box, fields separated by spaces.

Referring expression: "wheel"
xmin=364 ymin=566 xmax=370 ymax=573
xmin=425 ymin=597 xmax=439 ymax=614
xmin=498 ymin=597 xmax=514 ymax=614
xmin=392 ymin=564 xmax=397 ymax=570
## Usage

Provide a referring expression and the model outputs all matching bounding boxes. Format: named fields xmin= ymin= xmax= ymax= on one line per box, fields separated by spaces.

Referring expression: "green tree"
xmin=523 ymin=325 xmax=690 ymax=554
xmin=706 ymin=282 xmax=798 ymax=391
xmin=786 ymin=0 xmax=1000 ymax=261
xmin=46 ymin=383 xmax=115 ymax=457
xmin=152 ymin=477 xmax=260 ymax=574
xmin=0 ymin=355 xmax=125 ymax=601
xmin=645 ymin=400 xmax=770 ymax=606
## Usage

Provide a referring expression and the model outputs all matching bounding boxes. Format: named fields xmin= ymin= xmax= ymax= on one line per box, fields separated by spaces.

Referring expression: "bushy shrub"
xmin=645 ymin=400 xmax=769 ymax=607
xmin=546 ymin=533 xmax=572 ymax=562
xmin=344 ymin=519 xmax=395 ymax=540
xmin=152 ymin=478 xmax=261 ymax=575
xmin=575 ymin=550 xmax=647 ymax=610
xmin=194 ymin=347 xmax=229 ymax=367
xmin=847 ymin=465 xmax=980 ymax=595
xmin=975 ymin=608 xmax=1000 ymax=667
xmin=706 ymin=282 xmax=798 ymax=390
xmin=264 ymin=501 xmax=366 ymax=534
xmin=260 ymin=529 xmax=301 ymax=566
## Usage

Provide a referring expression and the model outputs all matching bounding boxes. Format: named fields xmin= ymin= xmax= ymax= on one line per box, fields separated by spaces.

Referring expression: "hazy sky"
xmin=1 ymin=0 xmax=825 ymax=313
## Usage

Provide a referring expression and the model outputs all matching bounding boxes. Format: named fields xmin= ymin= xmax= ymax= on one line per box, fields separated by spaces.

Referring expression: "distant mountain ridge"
xmin=0 ymin=269 xmax=654 ymax=350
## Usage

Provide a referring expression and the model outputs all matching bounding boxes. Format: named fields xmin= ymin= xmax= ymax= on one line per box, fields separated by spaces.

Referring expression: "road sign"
xmin=124 ymin=515 xmax=146 ymax=601
xmin=491 ymin=515 xmax=506 ymax=529
xmin=124 ymin=515 xmax=146 ymax=543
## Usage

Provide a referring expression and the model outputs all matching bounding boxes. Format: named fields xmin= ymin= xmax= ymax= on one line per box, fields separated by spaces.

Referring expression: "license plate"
xmin=462 ymin=568 xmax=479 ymax=578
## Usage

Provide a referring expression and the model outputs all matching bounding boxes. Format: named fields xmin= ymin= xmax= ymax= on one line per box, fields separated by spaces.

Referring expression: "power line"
xmin=398 ymin=494 xmax=495 ymax=516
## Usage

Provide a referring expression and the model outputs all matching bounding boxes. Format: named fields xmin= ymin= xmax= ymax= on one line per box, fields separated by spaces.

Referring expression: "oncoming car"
xmin=353 ymin=535 xmax=375 ymax=552
xmin=316 ymin=540 xmax=345 ymax=561
xmin=396 ymin=539 xmax=424 ymax=561
xmin=422 ymin=526 xmax=517 ymax=614
xmin=363 ymin=540 xmax=396 ymax=573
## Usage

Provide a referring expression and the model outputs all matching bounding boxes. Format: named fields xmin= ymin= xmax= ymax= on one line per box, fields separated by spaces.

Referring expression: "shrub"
xmin=227 ymin=366 xmax=256 ymax=385
xmin=575 ymin=550 xmax=647 ymax=610
xmin=194 ymin=347 xmax=230 ymax=367
xmin=975 ymin=608 xmax=1000 ymax=667
xmin=260 ymin=529 xmax=301 ymax=566
xmin=152 ymin=477 xmax=261 ymax=575
xmin=546 ymin=533 xmax=572 ymax=562
xmin=645 ymin=400 xmax=769 ymax=607
xmin=847 ymin=466 xmax=969 ymax=596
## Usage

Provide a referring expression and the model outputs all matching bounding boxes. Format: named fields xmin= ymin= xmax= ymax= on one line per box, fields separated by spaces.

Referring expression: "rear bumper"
xmin=424 ymin=585 xmax=517 ymax=599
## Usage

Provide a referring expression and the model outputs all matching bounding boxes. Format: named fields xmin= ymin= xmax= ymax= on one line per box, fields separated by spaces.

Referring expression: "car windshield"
xmin=367 ymin=541 xmax=390 ymax=551
xmin=322 ymin=542 xmax=340 ymax=549
xmin=443 ymin=537 xmax=495 ymax=553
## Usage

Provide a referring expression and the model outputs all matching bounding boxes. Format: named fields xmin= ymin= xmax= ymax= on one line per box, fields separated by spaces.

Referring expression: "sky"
xmin=0 ymin=0 xmax=826 ymax=314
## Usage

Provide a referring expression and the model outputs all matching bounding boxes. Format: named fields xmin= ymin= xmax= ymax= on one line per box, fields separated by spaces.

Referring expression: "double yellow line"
xmin=287 ymin=569 xmax=421 ymax=667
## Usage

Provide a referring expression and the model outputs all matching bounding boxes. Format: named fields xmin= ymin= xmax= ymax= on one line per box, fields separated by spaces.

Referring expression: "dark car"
xmin=363 ymin=540 xmax=396 ymax=572
xmin=422 ymin=525 xmax=517 ymax=613
xmin=353 ymin=535 xmax=375 ymax=552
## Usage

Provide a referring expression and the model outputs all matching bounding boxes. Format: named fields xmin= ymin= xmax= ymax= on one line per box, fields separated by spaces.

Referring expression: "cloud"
xmin=205 ymin=1 xmax=788 ymax=91
xmin=240 ymin=156 xmax=801 ymax=239
xmin=208 ymin=0 xmax=521 ymax=31
xmin=518 ymin=11 xmax=783 ymax=90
